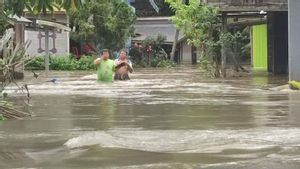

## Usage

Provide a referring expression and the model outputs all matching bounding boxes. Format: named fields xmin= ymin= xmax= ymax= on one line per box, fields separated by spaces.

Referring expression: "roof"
xmin=133 ymin=17 xmax=185 ymax=44
xmin=205 ymin=0 xmax=288 ymax=12
xmin=36 ymin=19 xmax=71 ymax=31
xmin=8 ymin=14 xmax=32 ymax=23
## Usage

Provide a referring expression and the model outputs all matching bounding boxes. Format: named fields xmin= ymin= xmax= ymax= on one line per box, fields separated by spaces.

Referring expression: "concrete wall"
xmin=181 ymin=41 xmax=192 ymax=64
xmin=289 ymin=0 xmax=300 ymax=81
xmin=25 ymin=30 xmax=69 ymax=56
xmin=179 ymin=40 xmax=201 ymax=64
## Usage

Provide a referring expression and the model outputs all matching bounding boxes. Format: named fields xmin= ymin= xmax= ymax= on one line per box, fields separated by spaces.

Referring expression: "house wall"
xmin=24 ymin=12 xmax=69 ymax=56
xmin=289 ymin=0 xmax=300 ymax=81
xmin=179 ymin=40 xmax=201 ymax=64
xmin=181 ymin=41 xmax=192 ymax=64
xmin=25 ymin=30 xmax=69 ymax=56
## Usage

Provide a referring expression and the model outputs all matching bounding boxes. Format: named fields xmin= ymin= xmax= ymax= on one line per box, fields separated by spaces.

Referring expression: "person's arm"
xmin=127 ymin=61 xmax=133 ymax=73
xmin=115 ymin=62 xmax=126 ymax=69
xmin=94 ymin=57 xmax=102 ymax=65
xmin=112 ymin=63 xmax=116 ymax=72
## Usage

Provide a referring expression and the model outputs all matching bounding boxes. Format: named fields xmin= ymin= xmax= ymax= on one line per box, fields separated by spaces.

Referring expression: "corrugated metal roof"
xmin=8 ymin=14 xmax=32 ymax=23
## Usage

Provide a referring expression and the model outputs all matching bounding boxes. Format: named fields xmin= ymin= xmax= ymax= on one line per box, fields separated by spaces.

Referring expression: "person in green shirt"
xmin=94 ymin=49 xmax=115 ymax=82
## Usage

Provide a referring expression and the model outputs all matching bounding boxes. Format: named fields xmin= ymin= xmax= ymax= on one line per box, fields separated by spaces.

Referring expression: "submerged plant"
xmin=0 ymin=29 xmax=32 ymax=119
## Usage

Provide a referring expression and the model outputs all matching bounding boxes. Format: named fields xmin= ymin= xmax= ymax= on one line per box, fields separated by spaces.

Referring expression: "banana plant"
xmin=4 ymin=0 xmax=83 ymax=16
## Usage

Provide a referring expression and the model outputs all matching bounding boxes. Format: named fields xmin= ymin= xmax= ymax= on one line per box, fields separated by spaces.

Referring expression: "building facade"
xmin=24 ymin=11 xmax=70 ymax=57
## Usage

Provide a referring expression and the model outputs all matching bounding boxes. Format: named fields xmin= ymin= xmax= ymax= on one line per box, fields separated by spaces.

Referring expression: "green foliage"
xmin=152 ymin=59 xmax=175 ymax=68
xmin=130 ymin=35 xmax=174 ymax=68
xmin=166 ymin=0 xmax=223 ymax=76
xmin=51 ymin=55 xmax=96 ymax=70
xmin=198 ymin=55 xmax=217 ymax=77
xmin=166 ymin=0 xmax=250 ymax=77
xmin=0 ymin=114 xmax=4 ymax=121
xmin=154 ymin=0 xmax=174 ymax=16
xmin=4 ymin=0 xmax=83 ymax=16
xmin=26 ymin=55 xmax=96 ymax=70
xmin=25 ymin=56 xmax=45 ymax=70
xmin=166 ymin=0 xmax=220 ymax=46
xmin=0 ymin=1 xmax=8 ymax=36
xmin=49 ymin=56 xmax=74 ymax=70
xmin=70 ymin=0 xmax=136 ymax=51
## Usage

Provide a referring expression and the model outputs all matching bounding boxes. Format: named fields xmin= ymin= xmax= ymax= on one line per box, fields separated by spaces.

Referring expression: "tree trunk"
xmin=170 ymin=29 xmax=179 ymax=61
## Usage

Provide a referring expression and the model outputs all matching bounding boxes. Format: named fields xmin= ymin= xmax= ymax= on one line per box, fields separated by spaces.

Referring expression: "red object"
xmin=72 ymin=47 xmax=80 ymax=59
xmin=83 ymin=43 xmax=97 ymax=55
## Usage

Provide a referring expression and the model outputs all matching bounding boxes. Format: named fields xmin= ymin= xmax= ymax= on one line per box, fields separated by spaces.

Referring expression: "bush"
xmin=25 ymin=56 xmax=45 ymax=70
xmin=156 ymin=60 xmax=175 ymax=68
xmin=130 ymin=34 xmax=175 ymax=68
xmin=25 ymin=55 xmax=96 ymax=71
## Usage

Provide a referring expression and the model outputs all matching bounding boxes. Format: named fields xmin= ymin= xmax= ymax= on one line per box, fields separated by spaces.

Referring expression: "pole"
xmin=45 ymin=28 xmax=50 ymax=77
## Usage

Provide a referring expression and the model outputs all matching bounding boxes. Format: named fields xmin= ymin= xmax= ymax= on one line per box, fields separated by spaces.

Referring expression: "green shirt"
xmin=97 ymin=59 xmax=115 ymax=82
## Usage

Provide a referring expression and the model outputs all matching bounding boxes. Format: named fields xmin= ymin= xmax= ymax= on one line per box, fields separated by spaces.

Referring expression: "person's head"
xmin=101 ymin=49 xmax=110 ymax=60
xmin=119 ymin=49 xmax=127 ymax=60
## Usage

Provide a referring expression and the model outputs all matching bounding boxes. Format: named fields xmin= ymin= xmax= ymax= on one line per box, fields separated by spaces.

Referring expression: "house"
xmin=1 ymin=15 xmax=32 ymax=79
xmin=133 ymin=17 xmax=201 ymax=64
xmin=204 ymin=0 xmax=288 ymax=75
xmin=130 ymin=0 xmax=200 ymax=64
xmin=24 ymin=9 xmax=70 ymax=57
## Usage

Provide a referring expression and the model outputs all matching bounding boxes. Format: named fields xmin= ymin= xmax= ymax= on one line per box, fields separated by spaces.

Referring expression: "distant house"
xmin=133 ymin=17 xmax=200 ymax=64
xmin=24 ymin=10 xmax=70 ymax=56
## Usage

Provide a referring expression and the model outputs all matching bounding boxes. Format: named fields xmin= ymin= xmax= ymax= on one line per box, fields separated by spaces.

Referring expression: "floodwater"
xmin=1 ymin=67 xmax=300 ymax=169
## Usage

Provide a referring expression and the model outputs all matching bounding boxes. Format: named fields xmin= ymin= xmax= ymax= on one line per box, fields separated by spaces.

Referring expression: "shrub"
xmin=156 ymin=60 xmax=175 ymax=68
xmin=25 ymin=55 xmax=96 ymax=71
xmin=25 ymin=56 xmax=45 ymax=70
xmin=130 ymin=34 xmax=175 ymax=68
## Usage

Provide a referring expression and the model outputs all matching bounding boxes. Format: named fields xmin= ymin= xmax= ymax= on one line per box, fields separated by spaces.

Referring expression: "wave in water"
xmin=64 ymin=128 xmax=300 ymax=153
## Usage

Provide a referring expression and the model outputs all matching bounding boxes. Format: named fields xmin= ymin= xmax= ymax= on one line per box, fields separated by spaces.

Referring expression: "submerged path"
xmin=1 ymin=67 xmax=300 ymax=169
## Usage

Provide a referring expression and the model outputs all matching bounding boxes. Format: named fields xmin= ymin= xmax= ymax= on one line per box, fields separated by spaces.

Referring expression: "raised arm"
xmin=94 ymin=58 xmax=102 ymax=65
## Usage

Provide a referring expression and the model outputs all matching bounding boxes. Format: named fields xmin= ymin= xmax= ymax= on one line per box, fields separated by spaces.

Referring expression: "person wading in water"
xmin=94 ymin=49 xmax=115 ymax=82
xmin=114 ymin=49 xmax=133 ymax=80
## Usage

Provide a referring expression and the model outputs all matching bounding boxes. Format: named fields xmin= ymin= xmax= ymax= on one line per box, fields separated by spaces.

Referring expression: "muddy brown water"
xmin=1 ymin=67 xmax=300 ymax=169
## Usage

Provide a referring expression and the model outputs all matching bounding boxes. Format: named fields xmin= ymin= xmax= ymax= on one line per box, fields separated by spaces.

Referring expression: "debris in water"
xmin=47 ymin=78 xmax=59 ymax=83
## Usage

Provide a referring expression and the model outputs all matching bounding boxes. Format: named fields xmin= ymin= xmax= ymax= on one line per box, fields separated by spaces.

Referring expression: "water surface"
xmin=1 ymin=67 xmax=300 ymax=169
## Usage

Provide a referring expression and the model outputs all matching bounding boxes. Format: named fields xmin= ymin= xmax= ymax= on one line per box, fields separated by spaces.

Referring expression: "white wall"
xmin=181 ymin=41 xmax=192 ymax=64
xmin=25 ymin=30 xmax=69 ymax=56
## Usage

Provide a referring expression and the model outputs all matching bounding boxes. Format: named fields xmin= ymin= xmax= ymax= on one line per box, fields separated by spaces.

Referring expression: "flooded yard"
xmin=1 ymin=67 xmax=300 ymax=169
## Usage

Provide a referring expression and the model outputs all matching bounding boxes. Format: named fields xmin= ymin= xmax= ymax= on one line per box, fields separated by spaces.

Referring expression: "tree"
xmin=0 ymin=0 xmax=8 ymax=36
xmin=166 ymin=0 xmax=248 ymax=77
xmin=0 ymin=30 xmax=32 ymax=119
xmin=4 ymin=0 xmax=83 ymax=16
xmin=154 ymin=0 xmax=174 ymax=16
xmin=166 ymin=0 xmax=222 ymax=77
xmin=129 ymin=34 xmax=172 ymax=67
xmin=70 ymin=0 xmax=136 ymax=51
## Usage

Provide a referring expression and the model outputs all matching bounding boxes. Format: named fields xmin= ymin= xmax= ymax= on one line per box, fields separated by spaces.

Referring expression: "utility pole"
xmin=45 ymin=28 xmax=50 ymax=77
